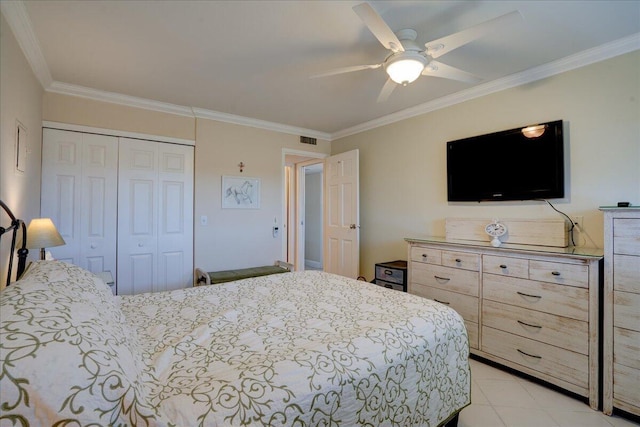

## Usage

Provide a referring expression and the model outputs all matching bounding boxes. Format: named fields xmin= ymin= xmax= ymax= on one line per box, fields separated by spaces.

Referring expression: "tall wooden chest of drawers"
xmin=407 ymin=237 xmax=603 ymax=409
xmin=601 ymin=207 xmax=640 ymax=417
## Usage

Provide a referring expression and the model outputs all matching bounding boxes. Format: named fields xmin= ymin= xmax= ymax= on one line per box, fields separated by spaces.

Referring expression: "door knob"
xmin=90 ymin=243 xmax=97 ymax=249
xmin=349 ymin=224 xmax=357 ymax=229
xmin=138 ymin=243 xmax=144 ymax=247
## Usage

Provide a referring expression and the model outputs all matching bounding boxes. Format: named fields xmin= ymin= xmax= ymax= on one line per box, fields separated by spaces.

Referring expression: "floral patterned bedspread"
xmin=1 ymin=261 xmax=470 ymax=426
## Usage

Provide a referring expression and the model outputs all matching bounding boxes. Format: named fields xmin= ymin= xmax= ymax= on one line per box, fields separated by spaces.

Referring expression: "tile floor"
xmin=461 ymin=357 xmax=640 ymax=427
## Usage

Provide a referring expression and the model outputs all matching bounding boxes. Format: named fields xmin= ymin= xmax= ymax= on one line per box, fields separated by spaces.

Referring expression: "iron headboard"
xmin=0 ymin=200 xmax=29 ymax=286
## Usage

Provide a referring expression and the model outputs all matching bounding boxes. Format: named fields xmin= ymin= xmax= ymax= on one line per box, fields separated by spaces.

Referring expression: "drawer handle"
xmin=499 ymin=264 xmax=508 ymax=269
xmin=422 ymin=254 xmax=428 ymax=258
xmin=517 ymin=320 xmax=542 ymax=329
xmin=551 ymin=271 xmax=561 ymax=276
xmin=455 ymin=258 xmax=462 ymax=263
xmin=434 ymin=275 xmax=451 ymax=282
xmin=434 ymin=299 xmax=450 ymax=305
xmin=384 ymin=269 xmax=393 ymax=275
xmin=516 ymin=291 xmax=542 ymax=299
xmin=517 ymin=349 xmax=542 ymax=359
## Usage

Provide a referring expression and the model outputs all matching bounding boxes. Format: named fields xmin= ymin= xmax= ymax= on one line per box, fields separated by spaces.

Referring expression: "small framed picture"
xmin=15 ymin=121 xmax=27 ymax=173
xmin=222 ymin=176 xmax=260 ymax=209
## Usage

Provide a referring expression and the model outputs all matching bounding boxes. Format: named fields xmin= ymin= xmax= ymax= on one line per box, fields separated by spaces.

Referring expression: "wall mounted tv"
xmin=447 ymin=120 xmax=565 ymax=202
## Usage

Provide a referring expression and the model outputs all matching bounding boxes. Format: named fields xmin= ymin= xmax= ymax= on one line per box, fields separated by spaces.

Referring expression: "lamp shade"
xmin=25 ymin=218 xmax=65 ymax=250
xmin=385 ymin=52 xmax=427 ymax=85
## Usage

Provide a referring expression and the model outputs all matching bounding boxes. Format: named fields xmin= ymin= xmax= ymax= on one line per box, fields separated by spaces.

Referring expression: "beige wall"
xmin=332 ymin=51 xmax=640 ymax=281
xmin=194 ymin=118 xmax=330 ymax=272
xmin=43 ymin=92 xmax=195 ymax=141
xmin=0 ymin=13 xmax=44 ymax=284
xmin=40 ymin=92 xmax=332 ymax=275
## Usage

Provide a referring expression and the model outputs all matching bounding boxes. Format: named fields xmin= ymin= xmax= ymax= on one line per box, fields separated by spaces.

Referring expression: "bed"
xmin=0 ymin=206 xmax=470 ymax=427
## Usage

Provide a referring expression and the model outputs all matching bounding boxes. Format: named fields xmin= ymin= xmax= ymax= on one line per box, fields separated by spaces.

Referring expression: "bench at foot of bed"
xmin=195 ymin=261 xmax=294 ymax=286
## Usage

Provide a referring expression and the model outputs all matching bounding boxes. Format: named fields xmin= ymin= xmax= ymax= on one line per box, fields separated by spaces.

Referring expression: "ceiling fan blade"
xmin=310 ymin=63 xmax=382 ymax=79
xmin=353 ymin=3 xmax=405 ymax=53
xmin=425 ymin=11 xmax=522 ymax=59
xmin=422 ymin=61 xmax=482 ymax=84
xmin=376 ymin=78 xmax=397 ymax=103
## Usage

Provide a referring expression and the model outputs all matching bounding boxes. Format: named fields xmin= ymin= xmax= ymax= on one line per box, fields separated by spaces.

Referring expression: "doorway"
xmin=283 ymin=151 xmax=325 ymax=271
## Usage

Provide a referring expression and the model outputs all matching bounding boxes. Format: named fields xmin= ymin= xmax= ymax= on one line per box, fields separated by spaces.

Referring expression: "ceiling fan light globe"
xmin=385 ymin=55 xmax=426 ymax=85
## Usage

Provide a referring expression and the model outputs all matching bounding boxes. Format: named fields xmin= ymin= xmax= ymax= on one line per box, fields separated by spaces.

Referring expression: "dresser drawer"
xmin=412 ymin=263 xmax=479 ymax=296
xmin=529 ymin=260 xmax=589 ymax=288
xmin=614 ymin=254 xmax=640 ymax=293
xmin=614 ymin=218 xmax=640 ymax=256
xmin=373 ymin=279 xmax=405 ymax=292
xmin=413 ymin=286 xmax=479 ymax=323
xmin=482 ymin=326 xmax=588 ymax=389
xmin=483 ymin=255 xmax=529 ymax=279
xmin=442 ymin=250 xmax=480 ymax=271
xmin=614 ymin=290 xmax=640 ymax=331
xmin=483 ymin=274 xmax=588 ymax=321
xmin=375 ymin=264 xmax=406 ymax=285
xmin=483 ymin=299 xmax=588 ymax=354
xmin=410 ymin=246 xmax=441 ymax=264
xmin=614 ymin=327 xmax=640 ymax=370
xmin=613 ymin=363 xmax=640 ymax=409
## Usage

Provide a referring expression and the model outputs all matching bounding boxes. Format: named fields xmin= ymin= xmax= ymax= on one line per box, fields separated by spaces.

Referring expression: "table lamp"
xmin=26 ymin=218 xmax=65 ymax=260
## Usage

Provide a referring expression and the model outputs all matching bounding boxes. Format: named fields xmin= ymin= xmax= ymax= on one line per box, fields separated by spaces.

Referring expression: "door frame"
xmin=282 ymin=149 xmax=327 ymax=270
xmin=295 ymin=159 xmax=324 ymax=271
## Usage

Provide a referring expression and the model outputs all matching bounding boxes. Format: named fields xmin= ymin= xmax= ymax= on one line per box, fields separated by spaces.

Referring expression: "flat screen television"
xmin=446 ymin=120 xmax=565 ymax=202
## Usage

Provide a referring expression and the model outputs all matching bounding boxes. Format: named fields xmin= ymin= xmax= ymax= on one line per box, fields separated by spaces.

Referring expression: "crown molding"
xmin=1 ymin=0 xmax=52 ymax=88
xmin=46 ymin=82 xmax=195 ymax=117
xmin=46 ymin=83 xmax=331 ymax=141
xmin=192 ymin=108 xmax=331 ymax=141
xmin=332 ymin=32 xmax=640 ymax=140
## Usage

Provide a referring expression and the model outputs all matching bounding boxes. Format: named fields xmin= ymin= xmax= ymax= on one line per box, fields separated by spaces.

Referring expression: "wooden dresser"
xmin=407 ymin=237 xmax=603 ymax=409
xmin=601 ymin=207 xmax=640 ymax=417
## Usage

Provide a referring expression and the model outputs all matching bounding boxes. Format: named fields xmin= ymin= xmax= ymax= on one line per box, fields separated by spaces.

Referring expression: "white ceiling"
xmin=4 ymin=1 xmax=640 ymax=139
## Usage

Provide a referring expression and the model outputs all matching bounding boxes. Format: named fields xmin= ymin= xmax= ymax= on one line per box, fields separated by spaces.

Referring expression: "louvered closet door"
xmin=41 ymin=129 xmax=118 ymax=279
xmin=117 ymin=138 xmax=193 ymax=295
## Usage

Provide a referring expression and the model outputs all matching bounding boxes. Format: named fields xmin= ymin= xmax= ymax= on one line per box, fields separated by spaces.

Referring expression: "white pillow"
xmin=0 ymin=261 xmax=163 ymax=425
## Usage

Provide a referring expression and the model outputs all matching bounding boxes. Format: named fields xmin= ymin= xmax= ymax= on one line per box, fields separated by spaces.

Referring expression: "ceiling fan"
xmin=314 ymin=3 xmax=521 ymax=103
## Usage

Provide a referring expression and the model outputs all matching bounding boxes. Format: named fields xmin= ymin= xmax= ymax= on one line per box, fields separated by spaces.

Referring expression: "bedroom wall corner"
xmin=0 ymin=12 xmax=44 ymax=285
xmin=194 ymin=118 xmax=330 ymax=273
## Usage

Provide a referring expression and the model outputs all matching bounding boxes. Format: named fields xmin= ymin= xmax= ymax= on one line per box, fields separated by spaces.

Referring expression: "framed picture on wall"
xmin=15 ymin=120 xmax=27 ymax=173
xmin=222 ymin=176 xmax=260 ymax=209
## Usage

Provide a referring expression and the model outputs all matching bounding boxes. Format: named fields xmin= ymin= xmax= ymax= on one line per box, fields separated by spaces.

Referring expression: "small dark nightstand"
xmin=373 ymin=260 xmax=407 ymax=292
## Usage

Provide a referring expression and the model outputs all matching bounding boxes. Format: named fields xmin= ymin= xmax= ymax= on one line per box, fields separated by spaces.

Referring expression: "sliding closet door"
xmin=41 ymin=129 xmax=118 ymax=278
xmin=117 ymin=138 xmax=193 ymax=295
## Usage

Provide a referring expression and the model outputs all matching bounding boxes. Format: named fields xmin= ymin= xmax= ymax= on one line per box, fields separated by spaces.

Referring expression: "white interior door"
xmin=118 ymin=138 xmax=158 ymax=295
xmin=41 ymin=129 xmax=117 ymax=279
xmin=324 ymin=149 xmax=359 ymax=278
xmin=118 ymin=138 xmax=193 ymax=295
xmin=80 ymin=135 xmax=118 ymax=276
xmin=41 ymin=129 xmax=82 ymax=264
xmin=157 ymin=143 xmax=194 ymax=292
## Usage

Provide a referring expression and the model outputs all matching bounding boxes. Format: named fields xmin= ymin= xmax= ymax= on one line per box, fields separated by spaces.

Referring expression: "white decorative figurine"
xmin=485 ymin=219 xmax=507 ymax=247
